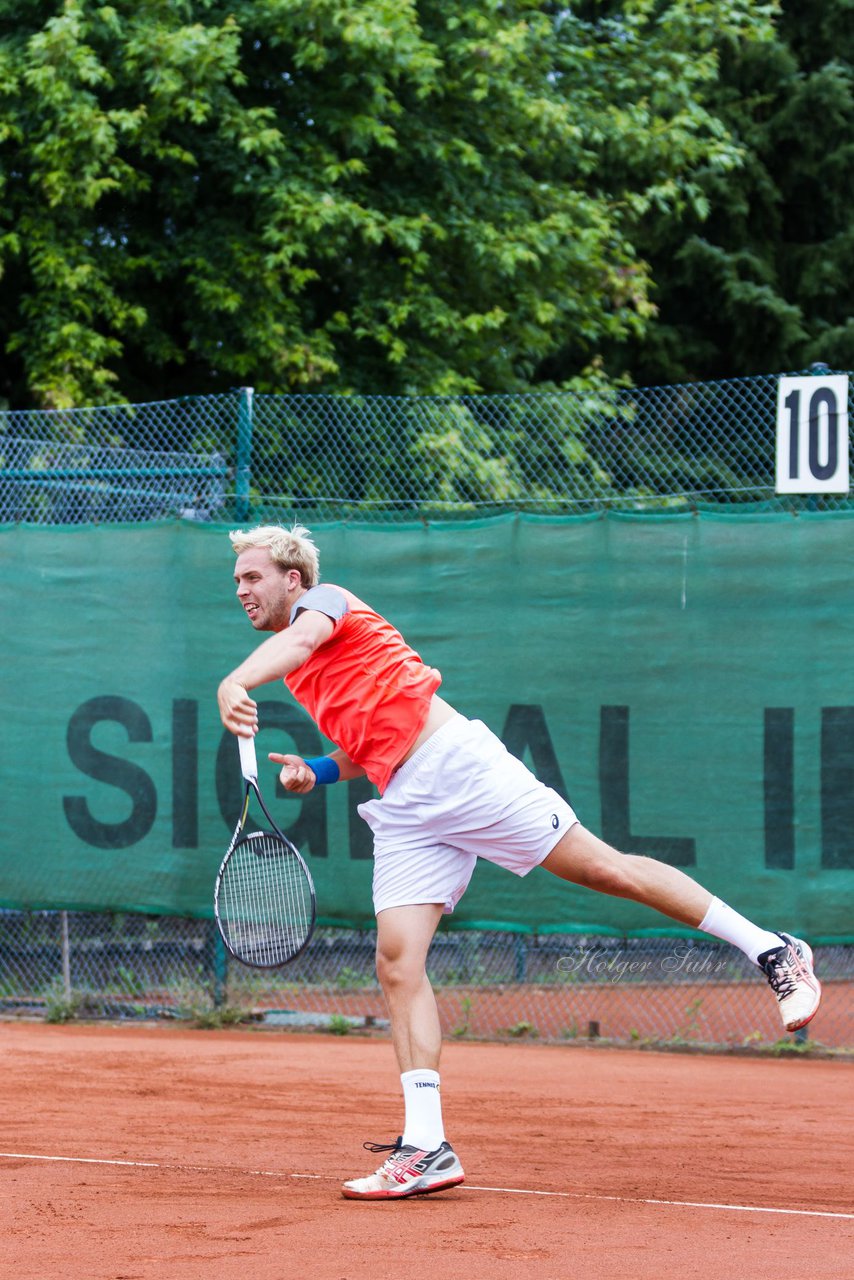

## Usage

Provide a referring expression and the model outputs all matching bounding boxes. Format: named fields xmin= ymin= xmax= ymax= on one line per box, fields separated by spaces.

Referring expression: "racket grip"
xmin=238 ymin=733 xmax=258 ymax=779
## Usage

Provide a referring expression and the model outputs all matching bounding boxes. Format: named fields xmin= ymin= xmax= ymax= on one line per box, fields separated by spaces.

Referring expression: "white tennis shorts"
xmin=357 ymin=715 xmax=578 ymax=916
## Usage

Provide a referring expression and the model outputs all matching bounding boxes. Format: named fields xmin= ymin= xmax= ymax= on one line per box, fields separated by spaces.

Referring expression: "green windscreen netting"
xmin=3 ymin=511 xmax=853 ymax=941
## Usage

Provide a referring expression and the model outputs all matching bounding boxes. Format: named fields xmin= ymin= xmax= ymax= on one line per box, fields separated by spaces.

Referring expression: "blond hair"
xmin=229 ymin=524 xmax=320 ymax=588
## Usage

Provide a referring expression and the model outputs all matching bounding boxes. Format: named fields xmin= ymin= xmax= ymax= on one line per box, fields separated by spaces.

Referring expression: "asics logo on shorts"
xmin=551 ymin=814 xmax=559 ymax=829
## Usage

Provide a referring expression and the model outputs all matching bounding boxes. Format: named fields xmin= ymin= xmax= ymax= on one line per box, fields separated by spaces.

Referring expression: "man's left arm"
xmin=269 ymin=746 xmax=366 ymax=792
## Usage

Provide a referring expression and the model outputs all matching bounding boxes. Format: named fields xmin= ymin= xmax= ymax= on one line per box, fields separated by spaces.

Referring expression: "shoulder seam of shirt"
xmin=290 ymin=584 xmax=350 ymax=626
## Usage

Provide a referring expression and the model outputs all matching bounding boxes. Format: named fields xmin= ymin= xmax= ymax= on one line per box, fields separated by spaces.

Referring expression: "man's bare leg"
xmin=541 ymin=823 xmax=711 ymax=925
xmin=341 ymin=902 xmax=465 ymax=1199
xmin=541 ymin=822 xmax=821 ymax=1032
xmin=375 ymin=902 xmax=445 ymax=1071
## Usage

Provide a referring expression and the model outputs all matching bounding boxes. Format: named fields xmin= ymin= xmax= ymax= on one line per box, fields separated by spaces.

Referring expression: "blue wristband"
xmin=304 ymin=755 xmax=340 ymax=785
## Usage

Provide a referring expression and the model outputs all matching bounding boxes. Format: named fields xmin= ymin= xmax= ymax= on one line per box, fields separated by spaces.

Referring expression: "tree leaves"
xmin=0 ymin=0 xmax=780 ymax=406
xmin=598 ymin=0 xmax=854 ymax=383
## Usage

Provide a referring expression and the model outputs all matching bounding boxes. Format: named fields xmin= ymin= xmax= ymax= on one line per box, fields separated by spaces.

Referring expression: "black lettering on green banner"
xmin=348 ymin=776 xmax=375 ymax=860
xmin=500 ymin=704 xmax=570 ymax=801
xmin=172 ymin=699 xmax=198 ymax=848
xmin=821 ymin=707 xmax=854 ymax=869
xmin=599 ymin=706 xmax=696 ymax=866
xmin=64 ymin=696 xmax=157 ymax=849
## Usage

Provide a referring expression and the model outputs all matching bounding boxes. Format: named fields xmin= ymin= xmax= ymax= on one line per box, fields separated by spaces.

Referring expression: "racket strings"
xmin=218 ymin=831 xmax=314 ymax=966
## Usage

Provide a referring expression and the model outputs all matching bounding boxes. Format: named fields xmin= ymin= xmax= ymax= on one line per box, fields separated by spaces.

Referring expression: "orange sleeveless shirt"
xmin=285 ymin=585 xmax=442 ymax=793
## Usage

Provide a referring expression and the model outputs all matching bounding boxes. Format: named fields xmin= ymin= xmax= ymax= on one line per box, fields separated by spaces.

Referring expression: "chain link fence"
xmin=4 ymin=369 xmax=852 ymax=1047
xmin=0 ymin=911 xmax=850 ymax=1051
xmin=2 ymin=367 xmax=851 ymax=524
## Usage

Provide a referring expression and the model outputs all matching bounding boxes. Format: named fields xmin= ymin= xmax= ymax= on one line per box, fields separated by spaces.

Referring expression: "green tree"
xmin=0 ymin=0 xmax=775 ymax=407
xmin=589 ymin=0 xmax=854 ymax=383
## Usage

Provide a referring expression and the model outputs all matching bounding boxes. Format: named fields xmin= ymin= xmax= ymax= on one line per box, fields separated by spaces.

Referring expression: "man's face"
xmin=233 ymin=547 xmax=298 ymax=631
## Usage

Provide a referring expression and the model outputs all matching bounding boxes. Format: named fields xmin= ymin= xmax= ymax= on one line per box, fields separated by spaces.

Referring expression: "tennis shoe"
xmin=341 ymin=1137 xmax=464 ymax=1200
xmin=758 ymin=932 xmax=821 ymax=1032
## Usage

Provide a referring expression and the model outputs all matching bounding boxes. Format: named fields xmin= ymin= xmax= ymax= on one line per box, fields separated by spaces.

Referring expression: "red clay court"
xmin=1 ymin=1021 xmax=851 ymax=1280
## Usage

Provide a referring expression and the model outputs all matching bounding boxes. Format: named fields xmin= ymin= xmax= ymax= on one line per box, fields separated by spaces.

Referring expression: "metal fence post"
xmin=204 ymin=920 xmax=228 ymax=1007
xmin=515 ymin=933 xmax=528 ymax=982
xmin=60 ymin=910 xmax=72 ymax=1000
xmin=235 ymin=387 xmax=255 ymax=521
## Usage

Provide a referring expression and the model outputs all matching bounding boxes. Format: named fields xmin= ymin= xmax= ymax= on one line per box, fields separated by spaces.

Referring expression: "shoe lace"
xmin=763 ymin=949 xmax=799 ymax=999
xmin=363 ymin=1137 xmax=404 ymax=1155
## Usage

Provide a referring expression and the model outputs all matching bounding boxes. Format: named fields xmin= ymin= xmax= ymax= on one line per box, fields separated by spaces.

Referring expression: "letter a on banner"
xmin=776 ymin=373 xmax=849 ymax=494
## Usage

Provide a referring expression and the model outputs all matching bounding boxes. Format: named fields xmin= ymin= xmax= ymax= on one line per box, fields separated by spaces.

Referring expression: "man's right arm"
xmin=217 ymin=609 xmax=334 ymax=736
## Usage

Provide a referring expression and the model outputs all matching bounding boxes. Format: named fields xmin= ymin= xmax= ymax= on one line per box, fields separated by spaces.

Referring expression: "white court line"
xmin=1 ymin=1152 xmax=851 ymax=1221
xmin=0 ymin=1151 xmax=292 ymax=1179
xmin=464 ymin=1184 xmax=854 ymax=1220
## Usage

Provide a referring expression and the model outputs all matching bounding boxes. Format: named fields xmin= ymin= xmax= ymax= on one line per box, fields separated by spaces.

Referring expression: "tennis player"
xmin=217 ymin=524 xmax=822 ymax=1201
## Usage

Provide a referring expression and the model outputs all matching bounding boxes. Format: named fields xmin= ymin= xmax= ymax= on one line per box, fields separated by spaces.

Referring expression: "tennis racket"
xmin=214 ymin=734 xmax=316 ymax=968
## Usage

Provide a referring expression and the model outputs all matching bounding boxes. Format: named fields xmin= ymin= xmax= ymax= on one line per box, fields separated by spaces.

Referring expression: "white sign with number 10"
xmin=776 ymin=373 xmax=849 ymax=494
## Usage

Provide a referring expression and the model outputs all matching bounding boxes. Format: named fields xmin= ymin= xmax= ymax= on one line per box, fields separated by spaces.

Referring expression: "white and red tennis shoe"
xmin=341 ymin=1138 xmax=464 ymax=1200
xmin=758 ymin=932 xmax=822 ymax=1032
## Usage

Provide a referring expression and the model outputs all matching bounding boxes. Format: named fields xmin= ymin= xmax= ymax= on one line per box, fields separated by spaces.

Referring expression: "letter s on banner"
xmin=63 ymin=696 xmax=157 ymax=848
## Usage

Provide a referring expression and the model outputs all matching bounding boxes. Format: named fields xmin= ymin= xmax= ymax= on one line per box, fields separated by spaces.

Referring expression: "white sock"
xmin=400 ymin=1069 xmax=445 ymax=1152
xmin=698 ymin=897 xmax=783 ymax=967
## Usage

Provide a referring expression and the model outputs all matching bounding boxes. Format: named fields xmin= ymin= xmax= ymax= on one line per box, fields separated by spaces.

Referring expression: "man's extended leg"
xmin=542 ymin=823 xmax=712 ymax=925
xmin=541 ymin=823 xmax=821 ymax=1031
xmin=341 ymin=903 xmax=465 ymax=1200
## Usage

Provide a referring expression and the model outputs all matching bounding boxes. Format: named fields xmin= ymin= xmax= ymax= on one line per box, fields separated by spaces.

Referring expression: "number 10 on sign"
xmin=776 ymin=374 xmax=849 ymax=494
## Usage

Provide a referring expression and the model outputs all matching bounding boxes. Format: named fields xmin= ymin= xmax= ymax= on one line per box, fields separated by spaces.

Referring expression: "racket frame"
xmin=214 ymin=734 xmax=317 ymax=968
